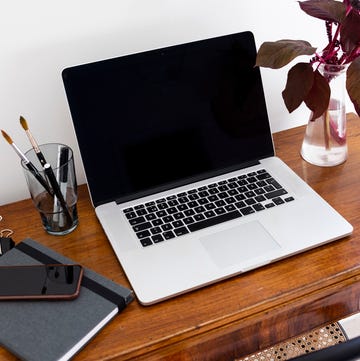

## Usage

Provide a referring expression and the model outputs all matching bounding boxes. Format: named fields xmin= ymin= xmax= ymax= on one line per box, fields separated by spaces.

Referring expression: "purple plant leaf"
xmin=347 ymin=58 xmax=360 ymax=116
xmin=255 ymin=40 xmax=316 ymax=69
xmin=304 ymin=70 xmax=331 ymax=120
xmin=340 ymin=8 xmax=360 ymax=54
xmin=298 ymin=0 xmax=346 ymax=23
xmin=282 ymin=62 xmax=314 ymax=113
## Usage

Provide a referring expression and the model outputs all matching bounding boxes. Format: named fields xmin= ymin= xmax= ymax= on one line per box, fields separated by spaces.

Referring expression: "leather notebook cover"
xmin=0 ymin=238 xmax=134 ymax=361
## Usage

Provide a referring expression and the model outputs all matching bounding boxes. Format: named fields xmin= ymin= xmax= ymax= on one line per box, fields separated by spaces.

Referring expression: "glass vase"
xmin=300 ymin=64 xmax=348 ymax=167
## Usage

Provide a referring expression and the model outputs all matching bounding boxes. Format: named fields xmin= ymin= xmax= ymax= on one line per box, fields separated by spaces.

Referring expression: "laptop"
xmin=62 ymin=31 xmax=353 ymax=305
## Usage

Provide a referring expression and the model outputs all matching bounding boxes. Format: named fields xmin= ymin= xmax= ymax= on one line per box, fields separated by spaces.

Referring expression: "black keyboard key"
xmin=163 ymin=231 xmax=175 ymax=240
xmin=188 ymin=201 xmax=198 ymax=208
xmin=205 ymin=203 xmax=216 ymax=210
xmin=152 ymin=234 xmax=164 ymax=243
xmin=247 ymin=176 xmax=257 ymax=183
xmin=267 ymin=178 xmax=283 ymax=189
xmin=194 ymin=214 xmax=205 ymax=222
xmin=184 ymin=217 xmax=195 ymax=225
xmin=129 ymin=216 xmax=146 ymax=225
xmin=136 ymin=230 xmax=151 ymax=239
xmin=158 ymin=203 xmax=168 ymax=210
xmin=265 ymin=203 xmax=275 ymax=208
xmin=199 ymin=190 xmax=210 ymax=197
xmin=253 ymin=203 xmax=265 ymax=211
xmin=215 ymin=207 xmax=226 ymax=215
xmin=174 ymin=212 xmax=185 ymax=220
xmin=285 ymin=196 xmax=295 ymax=202
xmin=188 ymin=194 xmax=199 ymax=200
xmin=140 ymin=238 xmax=153 ymax=247
xmin=225 ymin=196 xmax=236 ymax=204
xmin=161 ymin=223 xmax=173 ymax=231
xmin=273 ymin=197 xmax=285 ymax=205
xmin=245 ymin=198 xmax=256 ymax=205
xmin=188 ymin=210 xmax=242 ymax=232
xmin=163 ymin=215 xmax=174 ymax=223
xmin=264 ymin=185 xmax=275 ymax=192
xmin=235 ymin=201 xmax=246 ymax=209
xmin=218 ymin=191 xmax=228 ymax=199
xmin=215 ymin=200 xmax=226 ymax=207
xmin=265 ymin=188 xmax=288 ymax=199
xmin=167 ymin=207 xmax=178 ymax=214
xmin=133 ymin=222 xmax=152 ymax=232
xmin=136 ymin=209 xmax=147 ymax=216
xmin=256 ymin=172 xmax=271 ymax=180
xmin=208 ymin=195 xmax=219 ymax=202
xmin=240 ymin=206 xmax=255 ymax=215
xmin=156 ymin=210 xmax=167 ymax=218
xmin=195 ymin=206 xmax=206 ymax=213
xmin=254 ymin=188 xmax=265 ymax=195
xmin=208 ymin=188 xmax=219 ymax=195
xmin=174 ymin=227 xmax=189 ymax=237
xmin=178 ymin=204 xmax=188 ymax=212
xmin=184 ymin=209 xmax=195 ymax=216
xmin=150 ymin=226 xmax=162 ymax=234
xmin=225 ymin=204 xmax=236 ymax=211
xmin=198 ymin=198 xmax=209 ymax=205
xmin=145 ymin=213 xmax=156 ymax=221
xmin=172 ymin=220 xmax=184 ymax=228
xmin=204 ymin=210 xmax=216 ymax=218
xmin=255 ymin=195 xmax=266 ymax=202
xmin=178 ymin=196 xmax=189 ymax=204
xmin=235 ymin=194 xmax=246 ymax=201
xmin=245 ymin=191 xmax=256 ymax=198
xmin=125 ymin=211 xmax=137 ymax=219
xmin=147 ymin=205 xmax=158 ymax=213
xmin=152 ymin=219 xmax=163 ymax=226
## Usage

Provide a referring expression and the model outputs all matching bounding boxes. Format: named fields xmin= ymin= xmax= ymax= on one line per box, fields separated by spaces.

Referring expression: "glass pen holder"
xmin=22 ymin=143 xmax=78 ymax=235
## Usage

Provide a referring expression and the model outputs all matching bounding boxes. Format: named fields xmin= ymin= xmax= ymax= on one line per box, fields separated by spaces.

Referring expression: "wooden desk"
xmin=1 ymin=113 xmax=360 ymax=361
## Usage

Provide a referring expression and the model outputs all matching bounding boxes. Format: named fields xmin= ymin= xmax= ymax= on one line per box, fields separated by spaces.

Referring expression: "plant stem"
xmin=324 ymin=110 xmax=331 ymax=150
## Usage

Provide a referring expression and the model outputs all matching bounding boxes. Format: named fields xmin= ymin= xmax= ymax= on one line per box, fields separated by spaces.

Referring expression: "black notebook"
xmin=0 ymin=238 xmax=134 ymax=361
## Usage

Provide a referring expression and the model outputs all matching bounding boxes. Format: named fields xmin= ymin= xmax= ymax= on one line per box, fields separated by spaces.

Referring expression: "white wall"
xmin=0 ymin=0 xmax=349 ymax=205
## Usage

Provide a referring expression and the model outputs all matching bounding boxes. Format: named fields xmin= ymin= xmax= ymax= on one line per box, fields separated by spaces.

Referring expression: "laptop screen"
xmin=62 ymin=31 xmax=273 ymax=206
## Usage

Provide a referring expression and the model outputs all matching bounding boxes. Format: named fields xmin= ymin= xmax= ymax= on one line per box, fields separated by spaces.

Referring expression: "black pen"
xmin=1 ymin=130 xmax=54 ymax=196
xmin=43 ymin=163 xmax=73 ymax=225
xmin=58 ymin=147 xmax=69 ymax=227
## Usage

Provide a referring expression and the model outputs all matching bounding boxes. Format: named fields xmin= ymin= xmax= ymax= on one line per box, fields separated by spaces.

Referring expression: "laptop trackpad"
xmin=200 ymin=221 xmax=281 ymax=268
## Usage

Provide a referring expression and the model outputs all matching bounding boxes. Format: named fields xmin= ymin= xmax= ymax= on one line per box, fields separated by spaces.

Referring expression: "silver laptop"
xmin=62 ymin=31 xmax=353 ymax=305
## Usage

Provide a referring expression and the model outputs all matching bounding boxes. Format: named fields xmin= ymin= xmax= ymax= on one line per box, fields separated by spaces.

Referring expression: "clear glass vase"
xmin=300 ymin=64 xmax=348 ymax=167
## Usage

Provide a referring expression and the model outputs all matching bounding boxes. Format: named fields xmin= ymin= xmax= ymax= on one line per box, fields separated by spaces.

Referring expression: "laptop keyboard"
xmin=123 ymin=169 xmax=294 ymax=247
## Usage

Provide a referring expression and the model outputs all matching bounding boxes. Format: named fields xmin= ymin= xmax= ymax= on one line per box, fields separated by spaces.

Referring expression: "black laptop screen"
xmin=62 ymin=31 xmax=274 ymax=206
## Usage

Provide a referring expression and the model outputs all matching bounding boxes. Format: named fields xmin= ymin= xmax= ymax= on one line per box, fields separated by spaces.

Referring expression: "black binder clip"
xmin=0 ymin=229 xmax=15 ymax=256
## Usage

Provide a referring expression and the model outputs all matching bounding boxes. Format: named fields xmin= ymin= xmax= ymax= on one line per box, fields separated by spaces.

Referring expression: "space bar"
xmin=188 ymin=211 xmax=242 ymax=232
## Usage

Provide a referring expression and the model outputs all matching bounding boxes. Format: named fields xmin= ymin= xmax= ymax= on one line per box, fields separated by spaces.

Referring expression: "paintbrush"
xmin=1 ymin=129 xmax=53 ymax=196
xmin=19 ymin=116 xmax=47 ymax=166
